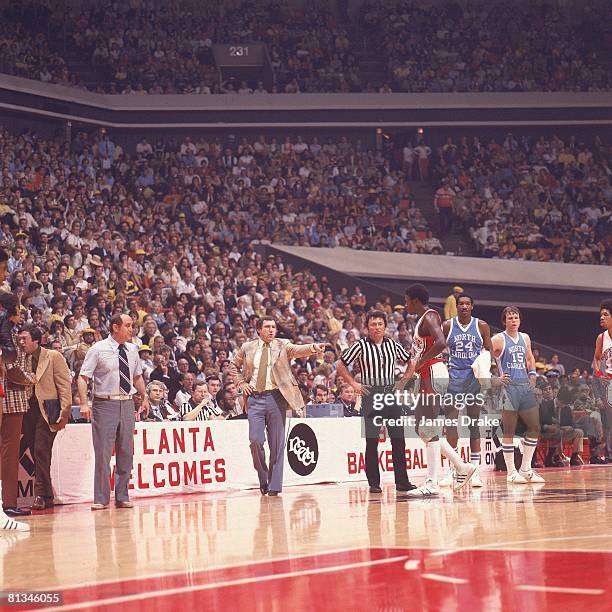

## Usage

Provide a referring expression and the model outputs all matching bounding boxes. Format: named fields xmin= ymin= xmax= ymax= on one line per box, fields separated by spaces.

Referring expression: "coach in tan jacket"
xmin=19 ymin=325 xmax=71 ymax=510
xmin=230 ymin=316 xmax=325 ymax=496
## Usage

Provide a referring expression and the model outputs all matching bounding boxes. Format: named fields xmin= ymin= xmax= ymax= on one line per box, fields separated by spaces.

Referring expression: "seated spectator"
xmin=174 ymin=373 xmax=195 ymax=408
xmin=145 ymin=381 xmax=180 ymax=422
xmin=539 ymin=384 xmax=584 ymax=466
xmin=307 ymin=385 xmax=329 ymax=406
xmin=216 ymin=387 xmax=246 ymax=420
xmin=337 ymin=383 xmax=360 ymax=417
xmin=180 ymin=381 xmax=224 ymax=421
xmin=138 ymin=345 xmax=155 ymax=382
xmin=570 ymin=384 xmax=606 ymax=463
xmin=549 ymin=354 xmax=566 ymax=376
xmin=149 ymin=353 xmax=182 ymax=404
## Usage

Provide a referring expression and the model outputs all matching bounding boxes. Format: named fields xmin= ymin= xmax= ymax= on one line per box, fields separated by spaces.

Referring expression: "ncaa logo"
xmin=287 ymin=423 xmax=319 ymax=476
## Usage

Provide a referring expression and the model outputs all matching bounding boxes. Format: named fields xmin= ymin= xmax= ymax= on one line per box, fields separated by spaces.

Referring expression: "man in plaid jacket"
xmin=1 ymin=341 xmax=35 ymax=519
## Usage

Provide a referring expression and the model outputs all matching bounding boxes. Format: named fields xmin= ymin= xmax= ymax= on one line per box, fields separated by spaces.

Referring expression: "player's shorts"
xmin=595 ymin=376 xmax=612 ymax=409
xmin=447 ymin=371 xmax=481 ymax=397
xmin=501 ymin=382 xmax=536 ymax=412
xmin=416 ymin=361 xmax=448 ymax=396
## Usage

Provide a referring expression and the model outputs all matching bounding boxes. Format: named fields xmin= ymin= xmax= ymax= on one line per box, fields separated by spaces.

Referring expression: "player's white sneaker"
xmin=519 ymin=469 xmax=545 ymax=484
xmin=438 ymin=467 xmax=455 ymax=487
xmin=453 ymin=462 xmax=477 ymax=491
xmin=0 ymin=511 xmax=30 ymax=532
xmin=406 ymin=478 xmax=440 ymax=497
xmin=507 ymin=471 xmax=527 ymax=484
xmin=470 ymin=467 xmax=484 ymax=487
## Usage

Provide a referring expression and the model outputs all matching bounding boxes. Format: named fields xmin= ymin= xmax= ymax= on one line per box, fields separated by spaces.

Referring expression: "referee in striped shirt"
xmin=336 ymin=309 xmax=416 ymax=493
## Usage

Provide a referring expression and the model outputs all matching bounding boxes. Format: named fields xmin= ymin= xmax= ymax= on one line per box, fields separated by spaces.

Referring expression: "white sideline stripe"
xmin=516 ymin=585 xmax=604 ymax=595
xmin=422 ymin=573 xmax=468 ymax=585
xmin=34 ymin=555 xmax=408 ymax=611
xmin=38 ymin=544 xmax=369 ymax=591
xmin=430 ymin=534 xmax=612 ymax=557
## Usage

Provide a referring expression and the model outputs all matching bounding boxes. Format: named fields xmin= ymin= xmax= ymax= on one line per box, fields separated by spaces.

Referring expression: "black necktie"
xmin=118 ymin=344 xmax=131 ymax=394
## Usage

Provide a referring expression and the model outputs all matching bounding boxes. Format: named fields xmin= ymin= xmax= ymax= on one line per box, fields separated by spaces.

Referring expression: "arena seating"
xmin=1 ymin=0 xmax=610 ymax=94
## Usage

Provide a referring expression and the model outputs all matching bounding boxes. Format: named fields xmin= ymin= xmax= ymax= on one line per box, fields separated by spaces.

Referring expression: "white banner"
xmin=17 ymin=418 xmax=499 ymax=505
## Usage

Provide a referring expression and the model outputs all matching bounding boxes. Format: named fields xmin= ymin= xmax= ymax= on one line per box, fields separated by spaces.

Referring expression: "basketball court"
xmin=2 ymin=466 xmax=611 ymax=611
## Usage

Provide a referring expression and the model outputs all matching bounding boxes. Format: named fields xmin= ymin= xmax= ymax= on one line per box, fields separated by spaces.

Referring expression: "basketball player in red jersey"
xmin=592 ymin=299 xmax=612 ymax=461
xmin=403 ymin=284 xmax=476 ymax=496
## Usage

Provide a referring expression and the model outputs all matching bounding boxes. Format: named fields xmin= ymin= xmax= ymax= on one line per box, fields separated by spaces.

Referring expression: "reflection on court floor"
xmin=2 ymin=467 xmax=611 ymax=611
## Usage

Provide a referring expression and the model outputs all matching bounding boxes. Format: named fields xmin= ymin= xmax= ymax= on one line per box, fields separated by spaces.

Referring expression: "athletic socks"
xmin=439 ymin=438 xmax=465 ymax=470
xmin=502 ymin=443 xmax=516 ymax=473
xmin=470 ymin=452 xmax=481 ymax=465
xmin=426 ymin=440 xmax=441 ymax=483
xmin=521 ymin=437 xmax=539 ymax=472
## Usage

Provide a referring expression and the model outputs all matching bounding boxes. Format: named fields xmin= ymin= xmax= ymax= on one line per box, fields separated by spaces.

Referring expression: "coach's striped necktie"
xmin=118 ymin=344 xmax=131 ymax=394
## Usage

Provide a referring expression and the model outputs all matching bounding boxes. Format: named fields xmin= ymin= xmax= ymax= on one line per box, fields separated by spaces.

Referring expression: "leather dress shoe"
xmin=369 ymin=486 xmax=383 ymax=493
xmin=115 ymin=501 xmax=134 ymax=509
xmin=260 ymin=484 xmax=269 ymax=496
xmin=32 ymin=496 xmax=54 ymax=510
xmin=268 ymin=491 xmax=279 ymax=497
xmin=91 ymin=503 xmax=109 ymax=511
xmin=3 ymin=507 xmax=31 ymax=517
xmin=396 ymin=483 xmax=417 ymax=492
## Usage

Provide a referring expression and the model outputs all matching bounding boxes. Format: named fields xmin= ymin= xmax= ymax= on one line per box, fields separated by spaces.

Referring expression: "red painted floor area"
xmin=13 ymin=547 xmax=611 ymax=611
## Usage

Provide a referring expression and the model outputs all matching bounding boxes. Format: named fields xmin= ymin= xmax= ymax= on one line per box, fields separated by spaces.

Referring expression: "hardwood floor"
xmin=2 ymin=466 xmax=611 ymax=610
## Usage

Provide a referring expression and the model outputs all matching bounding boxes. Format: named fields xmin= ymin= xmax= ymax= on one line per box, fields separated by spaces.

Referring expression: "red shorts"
xmin=416 ymin=360 xmax=448 ymax=395
xmin=596 ymin=374 xmax=612 ymax=409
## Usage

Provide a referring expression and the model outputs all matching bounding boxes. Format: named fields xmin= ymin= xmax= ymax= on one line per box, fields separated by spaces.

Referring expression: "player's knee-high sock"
xmin=470 ymin=451 xmax=481 ymax=466
xmin=502 ymin=444 xmax=516 ymax=473
xmin=426 ymin=440 xmax=441 ymax=482
xmin=521 ymin=437 xmax=539 ymax=472
xmin=440 ymin=438 xmax=465 ymax=469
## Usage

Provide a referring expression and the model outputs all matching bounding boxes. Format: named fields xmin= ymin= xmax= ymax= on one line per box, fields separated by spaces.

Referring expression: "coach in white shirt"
xmin=78 ymin=314 xmax=149 ymax=510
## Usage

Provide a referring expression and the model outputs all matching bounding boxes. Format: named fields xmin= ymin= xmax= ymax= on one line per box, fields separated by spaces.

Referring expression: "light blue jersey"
xmin=446 ymin=317 xmax=483 ymax=396
xmin=498 ymin=331 xmax=536 ymax=411
xmin=447 ymin=317 xmax=483 ymax=375
xmin=499 ymin=332 xmax=529 ymax=382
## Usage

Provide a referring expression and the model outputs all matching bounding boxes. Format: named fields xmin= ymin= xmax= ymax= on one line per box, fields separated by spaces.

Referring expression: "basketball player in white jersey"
xmin=440 ymin=294 xmax=497 ymax=488
xmin=491 ymin=306 xmax=544 ymax=484
xmin=403 ymin=284 xmax=476 ymax=496
xmin=592 ymin=299 xmax=612 ymax=460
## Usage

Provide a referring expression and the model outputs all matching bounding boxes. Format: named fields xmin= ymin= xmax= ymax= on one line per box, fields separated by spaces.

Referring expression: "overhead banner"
xmin=17 ymin=418 xmax=500 ymax=505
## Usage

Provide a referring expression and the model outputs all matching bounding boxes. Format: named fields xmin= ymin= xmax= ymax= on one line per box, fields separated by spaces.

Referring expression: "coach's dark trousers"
xmin=22 ymin=400 xmax=57 ymax=499
xmin=363 ymin=387 xmax=409 ymax=488
xmin=91 ymin=399 xmax=135 ymax=505
xmin=247 ymin=390 xmax=288 ymax=493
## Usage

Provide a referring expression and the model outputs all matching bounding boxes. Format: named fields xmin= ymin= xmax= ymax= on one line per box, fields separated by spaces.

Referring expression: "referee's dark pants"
xmin=91 ymin=398 xmax=135 ymax=505
xmin=362 ymin=385 xmax=410 ymax=488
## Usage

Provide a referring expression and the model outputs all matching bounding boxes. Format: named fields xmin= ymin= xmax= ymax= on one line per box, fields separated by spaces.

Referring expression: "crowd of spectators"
xmin=534 ymin=374 xmax=610 ymax=465
xmin=0 ymin=3 xmax=74 ymax=88
xmin=430 ymin=133 xmax=611 ymax=265
xmin=0 ymin=124 xmax=438 ymax=419
xmin=1 ymin=0 xmax=359 ymax=95
xmin=361 ymin=0 xmax=612 ymax=93
xmin=0 ymin=119 xmax=609 ymax=463
xmin=2 ymin=1 xmax=610 ymax=95
xmin=0 ymin=127 xmax=437 ymax=253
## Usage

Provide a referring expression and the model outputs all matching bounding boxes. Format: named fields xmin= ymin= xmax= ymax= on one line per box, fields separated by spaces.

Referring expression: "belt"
xmin=251 ymin=390 xmax=279 ymax=397
xmin=94 ymin=394 xmax=134 ymax=401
